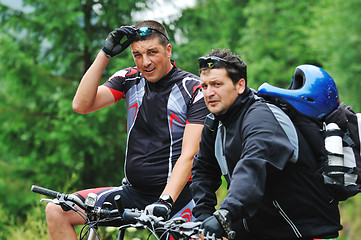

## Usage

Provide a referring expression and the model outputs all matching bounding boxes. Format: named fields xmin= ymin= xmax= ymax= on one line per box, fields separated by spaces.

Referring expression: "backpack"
xmin=259 ymin=95 xmax=361 ymax=201
xmin=323 ymin=102 xmax=361 ymax=200
xmin=257 ymin=64 xmax=361 ymax=201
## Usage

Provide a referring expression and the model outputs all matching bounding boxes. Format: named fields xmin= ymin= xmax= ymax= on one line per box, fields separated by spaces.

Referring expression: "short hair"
xmin=133 ymin=20 xmax=169 ymax=47
xmin=200 ymin=49 xmax=247 ymax=85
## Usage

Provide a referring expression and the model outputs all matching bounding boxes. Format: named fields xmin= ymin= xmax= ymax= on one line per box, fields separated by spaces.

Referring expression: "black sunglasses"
xmin=198 ymin=56 xmax=239 ymax=70
xmin=198 ymin=56 xmax=236 ymax=70
xmin=136 ymin=27 xmax=169 ymax=41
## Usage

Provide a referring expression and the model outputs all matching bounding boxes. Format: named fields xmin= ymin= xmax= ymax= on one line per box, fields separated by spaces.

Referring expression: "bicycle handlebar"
xmin=31 ymin=185 xmax=59 ymax=199
xmin=31 ymin=185 xmax=144 ymax=222
xmin=31 ymin=185 xmax=87 ymax=211
xmin=31 ymin=185 xmax=201 ymax=239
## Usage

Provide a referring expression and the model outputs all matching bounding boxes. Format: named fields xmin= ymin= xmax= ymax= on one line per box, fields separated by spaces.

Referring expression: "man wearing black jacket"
xmin=191 ymin=49 xmax=342 ymax=240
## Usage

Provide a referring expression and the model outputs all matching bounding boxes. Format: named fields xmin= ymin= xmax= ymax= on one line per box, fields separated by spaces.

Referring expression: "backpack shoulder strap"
xmin=263 ymin=102 xmax=299 ymax=163
xmin=206 ymin=94 xmax=258 ymax=188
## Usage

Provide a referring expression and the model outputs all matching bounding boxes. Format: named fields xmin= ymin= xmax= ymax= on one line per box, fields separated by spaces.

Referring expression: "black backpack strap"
xmin=204 ymin=113 xmax=218 ymax=132
xmin=265 ymin=103 xmax=299 ymax=164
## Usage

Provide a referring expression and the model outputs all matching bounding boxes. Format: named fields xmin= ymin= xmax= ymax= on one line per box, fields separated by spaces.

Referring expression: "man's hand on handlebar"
xmin=144 ymin=194 xmax=173 ymax=220
xmin=198 ymin=209 xmax=235 ymax=240
xmin=200 ymin=215 xmax=225 ymax=240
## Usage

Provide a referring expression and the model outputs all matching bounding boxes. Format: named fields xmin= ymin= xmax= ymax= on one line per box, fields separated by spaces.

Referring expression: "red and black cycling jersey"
xmin=103 ymin=63 xmax=208 ymax=191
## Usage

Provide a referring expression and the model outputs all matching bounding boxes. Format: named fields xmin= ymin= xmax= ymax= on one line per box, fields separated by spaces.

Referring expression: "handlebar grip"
xmin=31 ymin=185 xmax=59 ymax=199
xmin=114 ymin=194 xmax=124 ymax=215
xmin=123 ymin=209 xmax=142 ymax=224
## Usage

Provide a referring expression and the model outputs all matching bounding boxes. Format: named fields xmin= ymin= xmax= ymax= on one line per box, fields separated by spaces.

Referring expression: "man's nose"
xmin=143 ymin=55 xmax=151 ymax=67
xmin=203 ymin=87 xmax=215 ymax=98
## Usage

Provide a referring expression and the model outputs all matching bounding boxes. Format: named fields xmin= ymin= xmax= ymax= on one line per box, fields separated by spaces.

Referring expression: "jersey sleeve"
xmin=186 ymin=85 xmax=209 ymax=124
xmin=102 ymin=67 xmax=138 ymax=102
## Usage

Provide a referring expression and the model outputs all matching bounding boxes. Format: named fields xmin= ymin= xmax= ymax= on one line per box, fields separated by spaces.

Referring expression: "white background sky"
xmin=134 ymin=0 xmax=196 ymax=23
xmin=0 ymin=0 xmax=196 ymax=23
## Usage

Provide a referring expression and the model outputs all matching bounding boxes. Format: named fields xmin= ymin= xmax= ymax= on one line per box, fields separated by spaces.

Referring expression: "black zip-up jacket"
xmin=191 ymin=87 xmax=342 ymax=239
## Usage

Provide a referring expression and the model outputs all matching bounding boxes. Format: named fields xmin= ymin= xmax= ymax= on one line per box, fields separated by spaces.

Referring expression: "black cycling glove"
xmin=201 ymin=209 xmax=235 ymax=240
xmin=144 ymin=194 xmax=173 ymax=220
xmin=195 ymin=213 xmax=212 ymax=222
xmin=101 ymin=26 xmax=135 ymax=58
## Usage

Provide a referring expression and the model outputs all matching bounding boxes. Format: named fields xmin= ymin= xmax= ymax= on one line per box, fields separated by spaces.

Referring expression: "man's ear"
xmin=166 ymin=44 xmax=172 ymax=58
xmin=236 ymin=78 xmax=246 ymax=94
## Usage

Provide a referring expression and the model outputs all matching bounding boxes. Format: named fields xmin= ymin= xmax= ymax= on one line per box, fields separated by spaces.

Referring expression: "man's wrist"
xmin=159 ymin=194 xmax=173 ymax=207
xmin=101 ymin=48 xmax=112 ymax=58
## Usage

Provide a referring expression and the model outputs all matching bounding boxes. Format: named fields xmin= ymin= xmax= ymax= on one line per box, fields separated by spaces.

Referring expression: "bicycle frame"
xmin=86 ymin=228 xmax=97 ymax=240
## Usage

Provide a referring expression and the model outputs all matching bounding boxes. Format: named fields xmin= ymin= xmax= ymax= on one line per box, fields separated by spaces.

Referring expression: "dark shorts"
xmin=74 ymin=181 xmax=194 ymax=226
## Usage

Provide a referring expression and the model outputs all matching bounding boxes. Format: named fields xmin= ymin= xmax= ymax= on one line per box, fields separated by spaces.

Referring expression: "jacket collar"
xmin=216 ymin=87 xmax=255 ymax=124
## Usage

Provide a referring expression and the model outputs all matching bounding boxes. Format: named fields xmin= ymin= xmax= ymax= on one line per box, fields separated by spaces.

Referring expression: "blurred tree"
xmin=0 ymin=0 xmax=150 ymax=193
xmin=239 ymin=0 xmax=323 ymax=89
xmin=309 ymin=0 xmax=361 ymax=111
xmin=1 ymin=0 xmax=147 ymax=75
xmin=171 ymin=0 xmax=249 ymax=75
xmin=0 ymin=32 xmax=128 ymax=193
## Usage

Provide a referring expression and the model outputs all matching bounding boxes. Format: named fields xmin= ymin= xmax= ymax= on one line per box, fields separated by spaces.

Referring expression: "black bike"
xmin=31 ymin=185 xmax=201 ymax=240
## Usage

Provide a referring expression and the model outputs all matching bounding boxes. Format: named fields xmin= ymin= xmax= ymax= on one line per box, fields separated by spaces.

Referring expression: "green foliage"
xmin=0 ymin=202 xmax=48 ymax=240
xmin=309 ymin=0 xmax=361 ymax=111
xmin=339 ymin=195 xmax=361 ymax=239
xmin=1 ymin=0 xmax=147 ymax=75
xmin=239 ymin=0 xmax=322 ymax=89
xmin=0 ymin=34 xmax=127 ymax=191
xmin=171 ymin=0 xmax=249 ymax=75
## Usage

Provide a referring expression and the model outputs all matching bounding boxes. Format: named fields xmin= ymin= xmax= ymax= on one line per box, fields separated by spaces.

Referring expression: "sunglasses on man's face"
xmin=198 ymin=56 xmax=231 ymax=70
xmin=136 ymin=27 xmax=169 ymax=41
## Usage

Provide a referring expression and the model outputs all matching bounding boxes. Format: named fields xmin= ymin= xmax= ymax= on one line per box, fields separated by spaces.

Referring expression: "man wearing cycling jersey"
xmin=191 ymin=49 xmax=342 ymax=240
xmin=45 ymin=20 xmax=208 ymax=240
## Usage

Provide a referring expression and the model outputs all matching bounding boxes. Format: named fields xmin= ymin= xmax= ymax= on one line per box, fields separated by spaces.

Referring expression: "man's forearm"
xmin=162 ymin=156 xmax=193 ymax=202
xmin=162 ymin=123 xmax=204 ymax=202
xmin=73 ymin=51 xmax=110 ymax=114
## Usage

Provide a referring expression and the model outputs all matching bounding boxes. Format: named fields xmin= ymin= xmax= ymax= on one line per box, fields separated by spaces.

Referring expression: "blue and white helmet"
xmin=257 ymin=64 xmax=339 ymax=119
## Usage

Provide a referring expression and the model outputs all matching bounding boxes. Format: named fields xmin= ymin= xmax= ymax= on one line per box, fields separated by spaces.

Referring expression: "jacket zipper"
xmin=273 ymin=200 xmax=302 ymax=238
xmin=242 ymin=218 xmax=250 ymax=232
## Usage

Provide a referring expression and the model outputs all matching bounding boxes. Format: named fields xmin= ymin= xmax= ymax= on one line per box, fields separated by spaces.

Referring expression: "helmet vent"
xmin=301 ymin=96 xmax=315 ymax=103
xmin=290 ymin=68 xmax=305 ymax=90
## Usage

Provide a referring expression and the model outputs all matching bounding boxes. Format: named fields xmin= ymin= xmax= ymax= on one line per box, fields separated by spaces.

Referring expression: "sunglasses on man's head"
xmin=198 ymin=56 xmax=232 ymax=70
xmin=136 ymin=27 xmax=169 ymax=41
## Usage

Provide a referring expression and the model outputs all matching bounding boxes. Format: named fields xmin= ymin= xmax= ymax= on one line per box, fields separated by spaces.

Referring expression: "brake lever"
xmin=40 ymin=198 xmax=59 ymax=204
xmin=39 ymin=195 xmax=78 ymax=212
xmin=178 ymin=221 xmax=202 ymax=239
xmin=123 ymin=212 xmax=163 ymax=230
xmin=137 ymin=212 xmax=158 ymax=222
